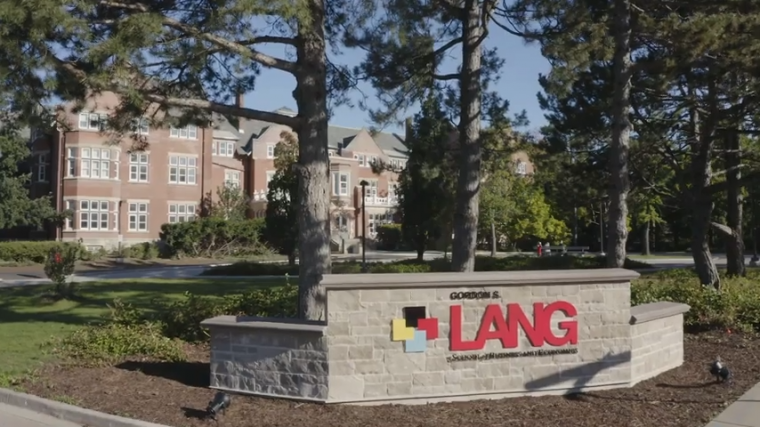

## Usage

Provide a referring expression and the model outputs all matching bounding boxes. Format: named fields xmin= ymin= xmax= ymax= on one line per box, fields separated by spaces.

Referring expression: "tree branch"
xmin=100 ymin=1 xmax=297 ymax=72
xmin=40 ymin=46 xmax=302 ymax=128
xmin=433 ymin=73 xmax=460 ymax=80
xmin=705 ymin=170 xmax=760 ymax=195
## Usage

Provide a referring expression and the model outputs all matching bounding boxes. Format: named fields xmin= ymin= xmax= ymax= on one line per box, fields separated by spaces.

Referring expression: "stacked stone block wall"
xmin=201 ymin=317 xmax=329 ymax=401
xmin=629 ymin=302 xmax=688 ymax=385
xmin=325 ymin=280 xmax=633 ymax=403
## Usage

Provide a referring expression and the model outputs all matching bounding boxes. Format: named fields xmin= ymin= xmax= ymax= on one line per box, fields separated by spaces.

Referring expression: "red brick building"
xmin=27 ymin=93 xmax=408 ymax=250
xmin=26 ymin=92 xmax=534 ymax=250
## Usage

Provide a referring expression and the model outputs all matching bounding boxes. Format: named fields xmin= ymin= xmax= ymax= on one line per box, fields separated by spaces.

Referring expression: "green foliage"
xmin=0 ymin=241 xmax=83 ymax=263
xmin=632 ymin=269 xmax=760 ymax=333
xmin=0 ymin=121 xmax=63 ymax=230
xmin=264 ymin=132 xmax=299 ymax=261
xmin=159 ymin=217 xmax=268 ymax=258
xmin=45 ymin=245 xmax=82 ymax=286
xmin=375 ymin=224 xmax=404 ymax=250
xmin=54 ymin=323 xmax=186 ymax=363
xmin=202 ymin=183 xmax=250 ymax=222
xmin=480 ymin=168 xmax=569 ymax=247
xmin=204 ymin=255 xmax=652 ymax=276
xmin=120 ymin=242 xmax=161 ymax=260
xmin=108 ymin=284 xmax=300 ymax=343
xmin=396 ymin=93 xmax=456 ymax=257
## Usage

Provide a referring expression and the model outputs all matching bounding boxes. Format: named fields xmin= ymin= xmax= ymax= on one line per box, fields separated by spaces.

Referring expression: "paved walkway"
xmin=706 ymin=383 xmax=760 ymax=426
xmin=0 ymin=403 xmax=82 ymax=427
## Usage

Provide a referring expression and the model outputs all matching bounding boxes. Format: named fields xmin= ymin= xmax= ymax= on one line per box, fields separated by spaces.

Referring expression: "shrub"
xmin=631 ymin=270 xmax=760 ymax=333
xmin=203 ymin=256 xmax=653 ymax=276
xmin=375 ymin=224 xmax=403 ymax=250
xmin=121 ymin=242 xmax=161 ymax=260
xmin=160 ymin=217 xmax=269 ymax=258
xmin=53 ymin=322 xmax=186 ymax=362
xmin=0 ymin=241 xmax=84 ymax=263
xmin=43 ymin=244 xmax=80 ymax=299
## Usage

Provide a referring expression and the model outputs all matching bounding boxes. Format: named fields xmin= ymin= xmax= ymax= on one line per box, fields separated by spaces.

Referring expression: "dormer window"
xmin=516 ymin=161 xmax=527 ymax=175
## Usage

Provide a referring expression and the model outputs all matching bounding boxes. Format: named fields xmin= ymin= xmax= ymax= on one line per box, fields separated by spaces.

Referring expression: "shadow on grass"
xmin=116 ymin=360 xmax=210 ymax=388
xmin=0 ymin=279 xmax=286 ymax=326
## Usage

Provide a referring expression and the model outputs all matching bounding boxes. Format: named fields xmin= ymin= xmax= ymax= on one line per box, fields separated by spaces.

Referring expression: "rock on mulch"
xmin=19 ymin=332 xmax=759 ymax=427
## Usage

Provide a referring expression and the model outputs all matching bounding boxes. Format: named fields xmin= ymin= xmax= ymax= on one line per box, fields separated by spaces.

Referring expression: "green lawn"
xmin=0 ymin=278 xmax=284 ymax=380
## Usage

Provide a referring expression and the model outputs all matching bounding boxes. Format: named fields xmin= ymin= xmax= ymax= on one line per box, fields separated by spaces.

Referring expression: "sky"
xmin=243 ymin=26 xmax=551 ymax=134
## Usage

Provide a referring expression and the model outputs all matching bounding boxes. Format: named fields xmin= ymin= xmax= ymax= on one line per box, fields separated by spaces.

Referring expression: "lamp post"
xmin=360 ymin=180 xmax=369 ymax=272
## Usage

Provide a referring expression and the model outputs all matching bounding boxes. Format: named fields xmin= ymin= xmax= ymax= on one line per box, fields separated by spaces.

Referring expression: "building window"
xmin=168 ymin=203 xmax=196 ymax=223
xmin=225 ymin=170 xmax=241 ymax=188
xmin=133 ymin=118 xmax=149 ymax=135
xmin=365 ymin=180 xmax=378 ymax=198
xmin=332 ymin=172 xmax=349 ymax=196
xmin=266 ymin=144 xmax=275 ymax=158
xmin=78 ymin=112 xmax=107 ymax=131
xmin=170 ymin=125 xmax=197 ymax=139
xmin=66 ymin=148 xmax=78 ymax=177
xmin=128 ymin=202 xmax=149 ymax=232
xmin=214 ymin=140 xmax=235 ymax=157
xmin=335 ymin=214 xmax=348 ymax=231
xmin=168 ymin=155 xmax=197 ymax=185
xmin=354 ymin=153 xmax=377 ymax=168
xmin=36 ymin=153 xmax=49 ymax=182
xmin=81 ymin=148 xmax=111 ymax=179
xmin=266 ymin=170 xmax=275 ymax=190
xmin=129 ymin=153 xmax=149 ymax=182
xmin=63 ymin=200 xmax=75 ymax=230
xmin=368 ymin=214 xmax=379 ymax=236
xmin=516 ymin=161 xmax=527 ymax=175
xmin=78 ymin=200 xmax=110 ymax=231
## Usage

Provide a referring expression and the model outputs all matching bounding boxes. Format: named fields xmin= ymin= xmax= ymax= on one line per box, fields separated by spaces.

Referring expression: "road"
xmin=0 ymin=251 xmax=754 ymax=287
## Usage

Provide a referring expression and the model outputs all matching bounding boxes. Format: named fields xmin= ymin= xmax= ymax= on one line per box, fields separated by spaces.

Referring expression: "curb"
xmin=0 ymin=387 xmax=171 ymax=427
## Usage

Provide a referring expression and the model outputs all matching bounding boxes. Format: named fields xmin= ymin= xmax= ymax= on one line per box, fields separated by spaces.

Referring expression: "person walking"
xmin=537 ymin=242 xmax=543 ymax=257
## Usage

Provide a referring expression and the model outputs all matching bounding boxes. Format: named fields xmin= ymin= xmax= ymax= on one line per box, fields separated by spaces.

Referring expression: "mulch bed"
xmin=19 ymin=332 xmax=759 ymax=427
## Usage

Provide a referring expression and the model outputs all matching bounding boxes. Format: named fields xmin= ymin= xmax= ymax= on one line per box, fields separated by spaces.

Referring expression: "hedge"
xmin=375 ymin=224 xmax=403 ymax=250
xmin=159 ymin=217 xmax=269 ymax=258
xmin=0 ymin=241 xmax=84 ymax=263
xmin=202 ymin=255 xmax=652 ymax=276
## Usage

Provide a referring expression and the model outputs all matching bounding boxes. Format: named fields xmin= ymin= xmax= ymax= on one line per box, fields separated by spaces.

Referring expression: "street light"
xmin=359 ymin=180 xmax=369 ymax=272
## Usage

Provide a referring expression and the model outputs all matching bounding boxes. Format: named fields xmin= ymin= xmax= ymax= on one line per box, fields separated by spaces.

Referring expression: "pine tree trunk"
xmin=294 ymin=0 xmax=331 ymax=320
xmin=451 ymin=0 xmax=483 ymax=273
xmin=689 ymin=83 xmax=720 ymax=290
xmin=641 ymin=221 xmax=650 ymax=256
xmin=606 ymin=0 xmax=632 ymax=268
xmin=723 ymin=130 xmax=745 ymax=277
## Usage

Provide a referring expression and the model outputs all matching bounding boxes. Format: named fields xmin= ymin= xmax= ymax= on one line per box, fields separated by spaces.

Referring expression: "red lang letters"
xmin=449 ymin=301 xmax=578 ymax=351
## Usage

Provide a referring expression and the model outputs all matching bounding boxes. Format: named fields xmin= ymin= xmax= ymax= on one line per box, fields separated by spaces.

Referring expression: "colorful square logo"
xmin=391 ymin=317 xmax=439 ymax=353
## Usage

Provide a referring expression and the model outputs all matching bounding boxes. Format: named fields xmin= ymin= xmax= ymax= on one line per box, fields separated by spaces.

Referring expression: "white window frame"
xmin=129 ymin=153 xmax=149 ymax=182
xmin=78 ymin=112 xmax=108 ymax=131
xmin=169 ymin=125 xmax=197 ymax=139
xmin=332 ymin=171 xmax=349 ymax=196
xmin=214 ymin=140 xmax=235 ymax=157
xmin=266 ymin=144 xmax=275 ymax=158
xmin=128 ymin=202 xmax=149 ymax=232
xmin=366 ymin=180 xmax=378 ymax=198
xmin=133 ymin=118 xmax=149 ymax=135
xmin=78 ymin=200 xmax=110 ymax=231
xmin=63 ymin=200 xmax=75 ymax=230
xmin=80 ymin=147 xmax=112 ymax=180
xmin=516 ymin=161 xmax=527 ymax=175
xmin=37 ymin=153 xmax=49 ymax=182
xmin=225 ymin=170 xmax=241 ymax=188
xmin=66 ymin=147 xmax=78 ymax=177
xmin=168 ymin=155 xmax=198 ymax=185
xmin=266 ymin=170 xmax=275 ymax=190
xmin=168 ymin=203 xmax=196 ymax=223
